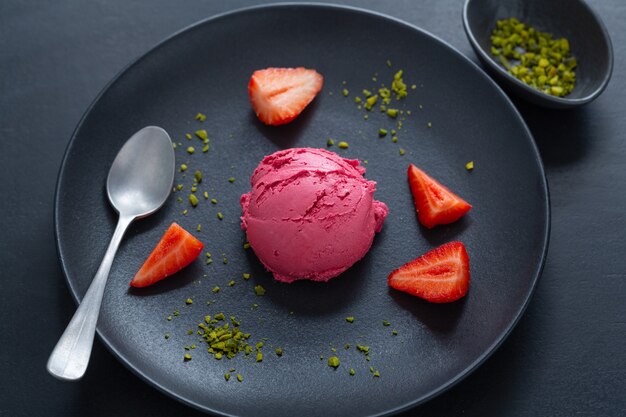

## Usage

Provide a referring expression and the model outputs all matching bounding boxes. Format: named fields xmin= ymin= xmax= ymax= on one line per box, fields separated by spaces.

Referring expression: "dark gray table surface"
xmin=1 ymin=1 xmax=624 ymax=416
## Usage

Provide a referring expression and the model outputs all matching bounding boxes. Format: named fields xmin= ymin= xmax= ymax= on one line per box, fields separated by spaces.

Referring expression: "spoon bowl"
xmin=47 ymin=126 xmax=174 ymax=381
xmin=463 ymin=0 xmax=613 ymax=108
xmin=107 ymin=126 xmax=176 ymax=217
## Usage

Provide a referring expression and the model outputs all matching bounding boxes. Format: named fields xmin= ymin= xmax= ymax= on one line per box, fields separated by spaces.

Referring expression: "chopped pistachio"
xmin=183 ymin=353 xmax=192 ymax=361
xmin=228 ymin=177 xmax=235 ymax=183
xmin=346 ymin=317 xmax=355 ymax=323
xmin=180 ymin=164 xmax=188 ymax=172
xmin=212 ymin=286 xmax=220 ymax=293
xmin=382 ymin=320 xmax=391 ymax=326
xmin=373 ymin=370 xmax=380 ymax=378
xmin=202 ymin=144 xmax=209 ymax=153
xmin=164 ymin=333 xmax=170 ymax=339
xmin=243 ymin=242 xmax=251 ymax=250
xmin=399 ymin=148 xmax=405 ymax=156
xmin=364 ymin=95 xmax=378 ymax=110
xmin=189 ymin=194 xmax=199 ymax=207
xmin=195 ymin=130 xmax=208 ymax=140
xmin=186 ymin=298 xmax=193 ymax=305
xmin=356 ymin=344 xmax=370 ymax=354
xmin=242 ymin=273 xmax=251 ymax=280
xmin=392 ymin=136 xmax=398 ymax=143
xmin=386 ymin=108 xmax=399 ymax=118
xmin=195 ymin=113 xmax=207 ymax=122
xmin=275 ymin=348 xmax=283 ymax=357
xmin=236 ymin=374 xmax=243 ymax=382
xmin=224 ymin=373 xmax=231 ymax=381
xmin=342 ymin=88 xmax=349 ymax=97
xmin=256 ymin=352 xmax=263 ymax=362
xmin=211 ymin=198 xmax=217 ymax=205
xmin=337 ymin=141 xmax=349 ymax=149
xmin=392 ymin=330 xmax=398 ymax=335
xmin=327 ymin=138 xmax=335 ymax=147
xmin=386 ymin=59 xmax=392 ymax=67
xmin=327 ymin=356 xmax=340 ymax=368
xmin=203 ymin=191 xmax=209 ymax=199
xmin=254 ymin=285 xmax=266 ymax=296
xmin=185 ymin=133 xmax=192 ymax=140
xmin=349 ymin=368 xmax=356 ymax=376
xmin=217 ymin=212 xmax=223 ymax=220
xmin=187 ymin=146 xmax=195 ymax=154
xmin=466 ymin=161 xmax=474 ymax=171
xmin=228 ymin=280 xmax=235 ymax=287
xmin=427 ymin=122 xmax=432 ymax=128
xmin=378 ymin=128 xmax=388 ymax=137
xmin=167 ymin=315 xmax=173 ymax=321
xmin=194 ymin=170 xmax=202 ymax=182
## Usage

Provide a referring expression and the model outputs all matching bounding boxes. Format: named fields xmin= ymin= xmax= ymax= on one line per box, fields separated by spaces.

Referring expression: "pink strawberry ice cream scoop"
xmin=240 ymin=148 xmax=388 ymax=283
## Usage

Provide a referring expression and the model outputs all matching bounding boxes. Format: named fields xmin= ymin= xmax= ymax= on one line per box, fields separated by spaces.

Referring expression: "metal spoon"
xmin=47 ymin=126 xmax=175 ymax=381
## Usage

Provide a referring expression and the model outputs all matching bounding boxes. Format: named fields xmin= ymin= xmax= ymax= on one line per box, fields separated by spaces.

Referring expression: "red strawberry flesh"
xmin=248 ymin=67 xmax=323 ymax=126
xmin=388 ymin=241 xmax=470 ymax=303
xmin=408 ymin=164 xmax=472 ymax=229
xmin=130 ymin=222 xmax=204 ymax=288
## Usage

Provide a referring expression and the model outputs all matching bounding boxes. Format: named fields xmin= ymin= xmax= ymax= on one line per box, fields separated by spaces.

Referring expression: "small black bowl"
xmin=463 ymin=0 xmax=613 ymax=108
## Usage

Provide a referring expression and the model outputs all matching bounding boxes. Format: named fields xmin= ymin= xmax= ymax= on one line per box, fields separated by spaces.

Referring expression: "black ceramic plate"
xmin=55 ymin=4 xmax=549 ymax=417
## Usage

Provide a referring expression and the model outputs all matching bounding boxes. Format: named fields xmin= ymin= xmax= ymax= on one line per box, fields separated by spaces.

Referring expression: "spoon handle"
xmin=47 ymin=214 xmax=134 ymax=381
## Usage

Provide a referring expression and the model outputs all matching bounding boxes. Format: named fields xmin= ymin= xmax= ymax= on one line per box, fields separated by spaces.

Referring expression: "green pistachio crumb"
xmin=164 ymin=333 xmax=170 ymax=339
xmin=203 ymin=191 xmax=209 ymax=199
xmin=342 ymin=89 xmax=349 ymax=97
xmin=191 ymin=186 xmax=197 ymax=193
xmin=256 ymin=352 xmax=263 ymax=362
xmin=228 ymin=177 xmax=235 ymax=183
xmin=217 ymin=212 xmax=223 ymax=220
xmin=228 ymin=280 xmax=235 ymax=287
xmin=236 ymin=374 xmax=243 ymax=382
xmin=349 ymin=368 xmax=356 ymax=376
xmin=378 ymin=128 xmax=388 ymax=137
xmin=185 ymin=133 xmax=192 ymax=140
xmin=363 ymin=114 xmax=369 ymax=120
xmin=411 ymin=84 xmax=417 ymax=89
xmin=364 ymin=95 xmax=378 ymax=110
xmin=243 ymin=273 xmax=251 ymax=280
xmin=214 ymin=313 xmax=225 ymax=320
xmin=338 ymin=141 xmax=349 ymax=149
xmin=386 ymin=108 xmax=399 ymax=118
xmin=177 ymin=197 xmax=183 ymax=203
xmin=167 ymin=316 xmax=172 ymax=321
xmin=387 ymin=59 xmax=392 ymax=67
xmin=362 ymin=89 xmax=372 ymax=97
xmin=187 ymin=146 xmax=195 ymax=154
xmin=243 ymin=243 xmax=251 ymax=250
xmin=356 ymin=344 xmax=370 ymax=354
xmin=183 ymin=353 xmax=192 ymax=361
xmin=392 ymin=330 xmax=398 ymax=335
xmin=369 ymin=366 xmax=374 ymax=373
xmin=383 ymin=320 xmax=391 ymax=326
xmin=399 ymin=148 xmax=405 ymax=156
xmin=331 ymin=347 xmax=337 ymax=352
xmin=465 ymin=161 xmax=474 ymax=171
xmin=194 ymin=170 xmax=202 ymax=182
xmin=275 ymin=348 xmax=283 ymax=357
xmin=202 ymin=144 xmax=209 ymax=153
xmin=212 ymin=286 xmax=220 ymax=293
xmin=327 ymin=138 xmax=335 ymax=147
xmin=254 ymin=285 xmax=266 ymax=296
xmin=327 ymin=356 xmax=340 ymax=369
xmin=180 ymin=164 xmax=188 ymax=172
xmin=195 ymin=113 xmax=207 ymax=122
xmin=355 ymin=96 xmax=362 ymax=103
xmin=427 ymin=122 xmax=432 ymax=128
xmin=345 ymin=344 xmax=350 ymax=349
xmin=195 ymin=130 xmax=208 ymax=140
xmin=392 ymin=136 xmax=398 ymax=143
xmin=172 ymin=143 xmax=177 ymax=149
xmin=346 ymin=317 xmax=355 ymax=323
xmin=373 ymin=371 xmax=380 ymax=378
xmin=211 ymin=198 xmax=217 ymax=204
xmin=224 ymin=373 xmax=231 ymax=381
xmin=186 ymin=298 xmax=193 ymax=305
xmin=189 ymin=194 xmax=199 ymax=207
xmin=173 ymin=310 xmax=179 ymax=316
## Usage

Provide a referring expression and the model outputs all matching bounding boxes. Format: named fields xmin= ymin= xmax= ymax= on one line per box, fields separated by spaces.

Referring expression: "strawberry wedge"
xmin=130 ymin=223 xmax=204 ymax=288
xmin=408 ymin=164 xmax=472 ymax=229
xmin=248 ymin=67 xmax=323 ymax=126
xmin=388 ymin=242 xmax=470 ymax=303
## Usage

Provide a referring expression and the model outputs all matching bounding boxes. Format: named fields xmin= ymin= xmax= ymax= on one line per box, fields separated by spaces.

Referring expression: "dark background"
xmin=1 ymin=1 xmax=624 ymax=416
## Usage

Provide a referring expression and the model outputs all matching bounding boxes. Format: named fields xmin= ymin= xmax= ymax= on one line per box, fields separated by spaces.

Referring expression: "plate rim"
xmin=53 ymin=3 xmax=551 ymax=416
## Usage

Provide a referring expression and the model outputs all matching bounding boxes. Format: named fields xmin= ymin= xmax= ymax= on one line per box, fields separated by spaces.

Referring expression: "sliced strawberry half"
xmin=248 ymin=67 xmax=324 ymax=126
xmin=130 ymin=222 xmax=204 ymax=288
xmin=408 ymin=164 xmax=472 ymax=229
xmin=388 ymin=241 xmax=470 ymax=303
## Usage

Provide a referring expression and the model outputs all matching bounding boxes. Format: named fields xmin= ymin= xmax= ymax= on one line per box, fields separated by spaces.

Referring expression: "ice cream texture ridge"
xmin=240 ymin=148 xmax=389 ymax=283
